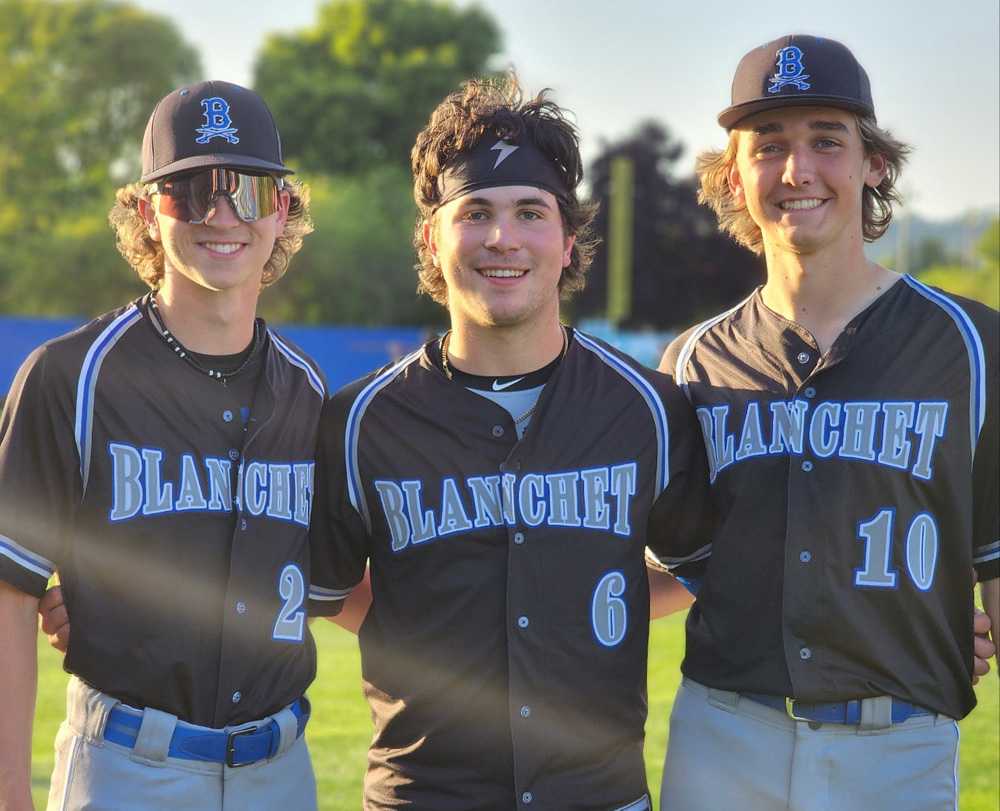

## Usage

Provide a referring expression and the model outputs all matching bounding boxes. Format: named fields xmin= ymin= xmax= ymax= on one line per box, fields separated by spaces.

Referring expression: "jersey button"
xmin=240 ymin=518 xmax=248 ymax=531
xmin=803 ymin=386 xmax=816 ymax=398
xmin=520 ymin=705 xmax=531 ymax=718
xmin=491 ymin=425 xmax=505 ymax=438
xmin=796 ymin=352 xmax=811 ymax=365
xmin=517 ymin=616 xmax=529 ymax=628
xmin=231 ymin=691 xmax=242 ymax=703
xmin=236 ymin=601 xmax=248 ymax=614
xmin=223 ymin=409 xmax=234 ymax=423
xmin=228 ymin=448 xmax=240 ymax=461
xmin=801 ymin=460 xmax=814 ymax=472
xmin=799 ymin=647 xmax=812 ymax=661
xmin=521 ymin=792 xmax=534 ymax=805
xmin=513 ymin=532 xmax=525 ymax=545
xmin=799 ymin=550 xmax=812 ymax=563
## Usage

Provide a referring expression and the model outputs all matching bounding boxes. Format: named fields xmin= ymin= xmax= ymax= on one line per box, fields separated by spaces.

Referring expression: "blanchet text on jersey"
xmin=698 ymin=398 xmax=948 ymax=482
xmin=375 ymin=462 xmax=638 ymax=550
xmin=108 ymin=443 xmax=314 ymax=526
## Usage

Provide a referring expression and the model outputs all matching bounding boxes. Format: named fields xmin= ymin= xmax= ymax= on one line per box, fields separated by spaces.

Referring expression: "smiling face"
xmin=728 ymin=106 xmax=886 ymax=258
xmin=140 ymin=175 xmax=290 ymax=300
xmin=424 ymin=185 xmax=574 ymax=332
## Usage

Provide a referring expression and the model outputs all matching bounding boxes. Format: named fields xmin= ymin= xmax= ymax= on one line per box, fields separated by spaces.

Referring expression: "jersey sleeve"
xmin=308 ymin=387 xmax=371 ymax=617
xmin=645 ymin=374 xmax=714 ymax=580
xmin=0 ymin=346 xmax=79 ymax=597
xmin=972 ymin=313 xmax=999 ymax=582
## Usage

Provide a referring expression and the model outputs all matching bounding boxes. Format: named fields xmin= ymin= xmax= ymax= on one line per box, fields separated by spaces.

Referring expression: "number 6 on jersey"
xmin=592 ymin=570 xmax=628 ymax=647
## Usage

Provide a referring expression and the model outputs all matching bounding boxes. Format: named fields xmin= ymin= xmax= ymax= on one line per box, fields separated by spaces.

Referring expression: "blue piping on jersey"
xmin=309 ymin=584 xmax=353 ymax=601
xmin=654 ymin=541 xmax=713 ymax=569
xmin=574 ymin=332 xmax=671 ymax=498
xmin=75 ymin=306 xmax=143 ymax=494
xmin=674 ymin=291 xmax=756 ymax=393
xmin=345 ymin=349 xmax=424 ymax=532
xmin=973 ymin=540 xmax=1000 ymax=565
xmin=902 ymin=276 xmax=986 ymax=467
xmin=0 ymin=533 xmax=55 ymax=580
xmin=269 ymin=330 xmax=326 ymax=398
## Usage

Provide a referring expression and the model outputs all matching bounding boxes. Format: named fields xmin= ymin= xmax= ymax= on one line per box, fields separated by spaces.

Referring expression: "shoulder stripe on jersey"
xmin=673 ymin=291 xmax=756 ymax=395
xmin=346 ymin=349 xmax=424 ymax=532
xmin=0 ymin=534 xmax=55 ymax=580
xmin=574 ymin=332 xmax=670 ymax=498
xmin=903 ymin=276 xmax=987 ymax=464
xmin=309 ymin=584 xmax=352 ymax=601
xmin=973 ymin=540 xmax=1000 ymax=565
xmin=269 ymin=330 xmax=326 ymax=398
xmin=74 ymin=305 xmax=143 ymax=494
xmin=651 ymin=541 xmax=713 ymax=569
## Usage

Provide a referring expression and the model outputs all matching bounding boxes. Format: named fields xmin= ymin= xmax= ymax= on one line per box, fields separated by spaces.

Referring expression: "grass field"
xmin=32 ymin=613 xmax=999 ymax=809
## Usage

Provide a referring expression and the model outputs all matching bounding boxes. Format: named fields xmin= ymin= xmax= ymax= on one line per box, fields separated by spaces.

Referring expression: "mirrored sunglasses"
xmin=153 ymin=169 xmax=283 ymax=224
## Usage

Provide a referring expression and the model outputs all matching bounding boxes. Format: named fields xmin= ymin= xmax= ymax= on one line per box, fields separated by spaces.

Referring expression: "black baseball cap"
xmin=141 ymin=80 xmax=292 ymax=183
xmin=718 ymin=35 xmax=875 ymax=129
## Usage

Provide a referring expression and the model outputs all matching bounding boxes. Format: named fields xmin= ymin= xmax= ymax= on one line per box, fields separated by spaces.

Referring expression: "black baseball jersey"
xmin=661 ymin=276 xmax=999 ymax=720
xmin=0 ymin=298 xmax=341 ymax=727
xmin=311 ymin=330 xmax=712 ymax=811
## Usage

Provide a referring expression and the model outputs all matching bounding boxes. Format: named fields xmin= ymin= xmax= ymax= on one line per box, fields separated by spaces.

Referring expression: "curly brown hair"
xmin=108 ymin=178 xmax=313 ymax=289
xmin=411 ymin=75 xmax=599 ymax=306
xmin=696 ymin=115 xmax=910 ymax=255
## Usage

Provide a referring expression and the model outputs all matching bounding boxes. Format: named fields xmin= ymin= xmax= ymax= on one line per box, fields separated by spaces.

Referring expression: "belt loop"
xmin=859 ymin=696 xmax=892 ymax=731
xmin=706 ymin=687 xmax=740 ymax=711
xmin=130 ymin=707 xmax=178 ymax=764
xmin=66 ymin=676 xmax=118 ymax=744
xmin=271 ymin=706 xmax=299 ymax=758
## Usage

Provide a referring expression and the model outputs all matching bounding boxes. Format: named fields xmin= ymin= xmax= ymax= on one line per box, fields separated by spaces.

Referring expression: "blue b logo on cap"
xmin=196 ymin=97 xmax=240 ymax=145
xmin=768 ymin=46 xmax=811 ymax=94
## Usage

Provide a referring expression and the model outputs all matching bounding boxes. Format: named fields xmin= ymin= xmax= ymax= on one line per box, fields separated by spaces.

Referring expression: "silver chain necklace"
xmin=147 ymin=294 xmax=260 ymax=384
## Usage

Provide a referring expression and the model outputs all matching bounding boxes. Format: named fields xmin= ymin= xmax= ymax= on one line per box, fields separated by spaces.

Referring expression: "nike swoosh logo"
xmin=492 ymin=377 xmax=524 ymax=391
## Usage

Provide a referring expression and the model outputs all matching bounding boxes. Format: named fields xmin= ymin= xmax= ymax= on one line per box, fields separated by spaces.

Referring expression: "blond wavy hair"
xmin=696 ymin=116 xmax=910 ymax=254
xmin=108 ymin=178 xmax=313 ymax=288
xmin=411 ymin=75 xmax=599 ymax=306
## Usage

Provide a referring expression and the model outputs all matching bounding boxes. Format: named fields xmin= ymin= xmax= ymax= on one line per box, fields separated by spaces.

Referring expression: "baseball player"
xmin=307 ymin=76 xmax=713 ymax=810
xmin=656 ymin=35 xmax=999 ymax=810
xmin=0 ymin=81 xmax=336 ymax=811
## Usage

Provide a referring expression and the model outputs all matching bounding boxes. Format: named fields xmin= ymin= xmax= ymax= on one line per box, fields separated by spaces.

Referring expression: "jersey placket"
xmin=781 ymin=326 xmax=856 ymax=696
xmin=498 ymin=378 xmax=555 ymax=810
xmin=214 ymin=368 xmax=276 ymax=725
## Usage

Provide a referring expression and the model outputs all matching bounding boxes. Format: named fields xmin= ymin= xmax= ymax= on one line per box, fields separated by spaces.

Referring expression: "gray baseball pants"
xmin=660 ymin=677 xmax=959 ymax=811
xmin=46 ymin=676 xmax=318 ymax=811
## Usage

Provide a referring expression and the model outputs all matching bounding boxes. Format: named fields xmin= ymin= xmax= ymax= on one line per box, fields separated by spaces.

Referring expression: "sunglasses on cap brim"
xmin=152 ymin=168 xmax=284 ymax=224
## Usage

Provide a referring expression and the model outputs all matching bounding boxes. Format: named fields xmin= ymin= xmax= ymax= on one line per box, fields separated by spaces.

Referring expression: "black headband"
xmin=435 ymin=136 xmax=570 ymax=209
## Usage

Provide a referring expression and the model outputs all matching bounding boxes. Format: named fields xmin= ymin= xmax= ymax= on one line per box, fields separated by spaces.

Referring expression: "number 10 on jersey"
xmin=854 ymin=509 xmax=939 ymax=591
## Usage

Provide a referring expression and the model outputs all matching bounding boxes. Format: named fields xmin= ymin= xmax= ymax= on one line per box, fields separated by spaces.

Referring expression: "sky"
xmin=136 ymin=0 xmax=999 ymax=221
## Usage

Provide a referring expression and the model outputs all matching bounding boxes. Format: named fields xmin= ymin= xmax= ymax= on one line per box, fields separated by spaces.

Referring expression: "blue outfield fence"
xmin=1 ymin=316 xmax=675 ymax=399
xmin=0 ymin=316 xmax=428 ymax=398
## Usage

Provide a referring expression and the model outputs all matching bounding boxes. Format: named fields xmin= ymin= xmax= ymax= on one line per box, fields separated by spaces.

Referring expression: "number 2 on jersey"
xmin=854 ymin=509 xmax=939 ymax=591
xmin=273 ymin=563 xmax=306 ymax=642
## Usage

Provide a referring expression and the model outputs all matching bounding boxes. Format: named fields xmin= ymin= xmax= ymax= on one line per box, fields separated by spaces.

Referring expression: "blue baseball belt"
xmin=103 ymin=697 xmax=309 ymax=767
xmin=741 ymin=692 xmax=932 ymax=725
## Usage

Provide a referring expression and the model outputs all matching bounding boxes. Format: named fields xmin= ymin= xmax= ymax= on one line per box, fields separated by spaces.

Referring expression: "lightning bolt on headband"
xmin=434 ymin=136 xmax=570 ymax=210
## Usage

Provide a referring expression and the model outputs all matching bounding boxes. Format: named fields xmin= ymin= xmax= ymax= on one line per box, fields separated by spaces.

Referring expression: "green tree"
xmin=0 ymin=0 xmax=200 ymax=316
xmin=909 ymin=237 xmax=958 ymax=275
xmin=254 ymin=0 xmax=502 ymax=176
xmin=260 ymin=166 xmax=444 ymax=326
xmin=919 ymin=217 xmax=1000 ymax=309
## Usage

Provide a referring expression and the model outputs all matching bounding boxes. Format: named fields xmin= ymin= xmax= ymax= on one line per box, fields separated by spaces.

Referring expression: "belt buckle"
xmin=225 ymin=724 xmax=259 ymax=768
xmin=785 ymin=697 xmax=809 ymax=722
